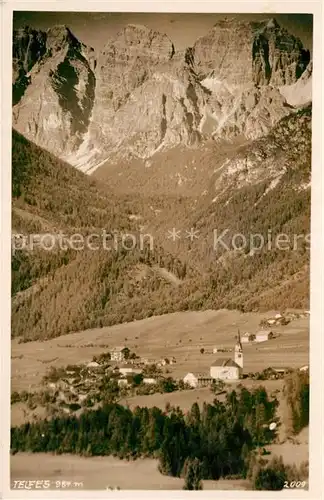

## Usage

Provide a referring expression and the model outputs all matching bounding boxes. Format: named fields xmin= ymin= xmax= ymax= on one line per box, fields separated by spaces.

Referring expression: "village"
xmin=18 ymin=311 xmax=308 ymax=416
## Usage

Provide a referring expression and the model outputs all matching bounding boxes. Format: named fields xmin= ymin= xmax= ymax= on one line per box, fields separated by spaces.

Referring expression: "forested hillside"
xmin=11 ymin=105 xmax=311 ymax=342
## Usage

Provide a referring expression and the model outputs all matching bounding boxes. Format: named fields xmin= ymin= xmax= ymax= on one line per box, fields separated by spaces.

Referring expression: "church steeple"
xmin=234 ymin=329 xmax=243 ymax=370
xmin=237 ymin=329 xmax=242 ymax=348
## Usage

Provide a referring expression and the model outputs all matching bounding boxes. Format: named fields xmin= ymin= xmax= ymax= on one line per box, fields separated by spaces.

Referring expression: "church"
xmin=210 ymin=331 xmax=243 ymax=380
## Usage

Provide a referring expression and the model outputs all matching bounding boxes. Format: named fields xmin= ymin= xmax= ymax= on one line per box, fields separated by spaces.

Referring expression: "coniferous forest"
xmin=12 ymin=387 xmax=277 ymax=479
xmin=11 ymin=367 xmax=309 ymax=489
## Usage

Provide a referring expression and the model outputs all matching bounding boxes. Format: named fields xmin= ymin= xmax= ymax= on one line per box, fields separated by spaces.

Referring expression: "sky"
xmin=13 ymin=12 xmax=313 ymax=54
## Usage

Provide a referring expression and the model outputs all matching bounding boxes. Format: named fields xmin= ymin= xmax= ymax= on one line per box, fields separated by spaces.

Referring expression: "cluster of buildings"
xmin=211 ymin=329 xmax=275 ymax=350
xmin=241 ymin=329 xmax=274 ymax=343
xmin=108 ymin=327 xmax=276 ymax=391
xmin=46 ymin=358 xmax=161 ymax=405
xmin=86 ymin=361 xmax=158 ymax=387
xmin=259 ymin=311 xmax=310 ymax=329
xmin=44 ymin=325 xmax=307 ymax=410
xmin=110 ymin=347 xmax=176 ymax=367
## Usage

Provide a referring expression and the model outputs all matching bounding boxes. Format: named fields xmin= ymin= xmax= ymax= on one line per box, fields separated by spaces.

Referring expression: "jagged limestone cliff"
xmin=12 ymin=19 xmax=311 ymax=174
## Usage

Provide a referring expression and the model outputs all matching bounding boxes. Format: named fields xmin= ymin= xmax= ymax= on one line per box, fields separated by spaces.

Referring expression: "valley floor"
xmin=11 ymin=309 xmax=309 ymax=393
xmin=10 ymin=453 xmax=249 ymax=490
xmin=11 ymin=309 xmax=309 ymax=430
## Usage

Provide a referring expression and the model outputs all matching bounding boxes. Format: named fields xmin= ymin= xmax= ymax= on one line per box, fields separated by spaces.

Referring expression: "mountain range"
xmin=13 ymin=18 xmax=311 ymax=175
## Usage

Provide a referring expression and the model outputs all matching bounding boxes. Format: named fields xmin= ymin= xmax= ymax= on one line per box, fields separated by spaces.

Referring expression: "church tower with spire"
xmin=234 ymin=329 xmax=243 ymax=370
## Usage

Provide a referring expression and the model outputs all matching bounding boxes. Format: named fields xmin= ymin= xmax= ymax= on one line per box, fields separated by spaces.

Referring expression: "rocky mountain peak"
xmin=252 ymin=18 xmax=310 ymax=86
xmin=12 ymin=24 xmax=96 ymax=158
xmin=263 ymin=17 xmax=279 ymax=29
xmin=82 ymin=23 xmax=176 ymax=155
xmin=45 ymin=24 xmax=81 ymax=53
xmin=111 ymin=23 xmax=175 ymax=60
xmin=192 ymin=18 xmax=310 ymax=87
xmin=12 ymin=25 xmax=47 ymax=104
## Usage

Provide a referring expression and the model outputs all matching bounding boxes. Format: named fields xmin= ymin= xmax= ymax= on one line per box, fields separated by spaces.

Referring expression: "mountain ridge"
xmin=12 ymin=19 xmax=312 ymax=175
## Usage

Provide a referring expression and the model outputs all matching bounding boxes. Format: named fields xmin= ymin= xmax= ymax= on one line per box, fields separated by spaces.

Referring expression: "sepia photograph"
xmin=2 ymin=4 xmax=322 ymax=495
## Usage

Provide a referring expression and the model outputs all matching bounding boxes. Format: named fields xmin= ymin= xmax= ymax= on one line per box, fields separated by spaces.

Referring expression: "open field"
xmin=11 ymin=309 xmax=309 ymax=394
xmin=267 ymin=442 xmax=308 ymax=468
xmin=10 ymin=453 xmax=249 ymax=490
xmin=10 ymin=435 xmax=308 ymax=491
xmin=119 ymin=379 xmax=284 ymax=412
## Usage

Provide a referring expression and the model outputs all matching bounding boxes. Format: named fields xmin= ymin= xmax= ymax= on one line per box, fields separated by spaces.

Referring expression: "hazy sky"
xmin=13 ymin=12 xmax=313 ymax=54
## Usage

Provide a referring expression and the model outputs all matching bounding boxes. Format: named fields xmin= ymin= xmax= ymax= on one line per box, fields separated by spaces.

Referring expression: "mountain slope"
xmin=12 ymin=104 xmax=311 ymax=341
xmin=11 ymin=131 xmax=197 ymax=341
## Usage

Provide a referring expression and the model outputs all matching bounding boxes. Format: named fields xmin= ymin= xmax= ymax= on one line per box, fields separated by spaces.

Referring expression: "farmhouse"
xmin=183 ymin=372 xmax=213 ymax=388
xmin=241 ymin=332 xmax=255 ymax=343
xmin=119 ymin=365 xmax=143 ymax=376
xmin=159 ymin=358 xmax=170 ymax=366
xmin=110 ymin=347 xmax=126 ymax=362
xmin=271 ymin=367 xmax=291 ymax=375
xmin=142 ymin=377 xmax=157 ymax=385
xmin=255 ymin=330 xmax=274 ymax=342
xmin=86 ymin=361 xmax=100 ymax=369
xmin=117 ymin=378 xmax=129 ymax=387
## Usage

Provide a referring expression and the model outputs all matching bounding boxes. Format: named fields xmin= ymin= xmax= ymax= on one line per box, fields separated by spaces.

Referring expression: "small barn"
xmin=241 ymin=332 xmax=255 ymax=343
xmin=86 ymin=361 xmax=100 ymax=369
xmin=142 ymin=377 xmax=157 ymax=385
xmin=183 ymin=372 xmax=212 ymax=388
xmin=255 ymin=330 xmax=274 ymax=343
xmin=119 ymin=365 xmax=142 ymax=376
xmin=117 ymin=378 xmax=129 ymax=387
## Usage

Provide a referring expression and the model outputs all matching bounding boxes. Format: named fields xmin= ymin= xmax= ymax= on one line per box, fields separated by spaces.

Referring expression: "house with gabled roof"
xmin=183 ymin=372 xmax=213 ymax=388
xmin=255 ymin=330 xmax=274 ymax=342
xmin=110 ymin=346 xmax=126 ymax=362
xmin=241 ymin=332 xmax=255 ymax=343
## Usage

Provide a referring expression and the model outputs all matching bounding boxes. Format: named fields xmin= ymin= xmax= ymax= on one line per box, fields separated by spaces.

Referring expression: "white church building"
xmin=210 ymin=332 xmax=244 ymax=381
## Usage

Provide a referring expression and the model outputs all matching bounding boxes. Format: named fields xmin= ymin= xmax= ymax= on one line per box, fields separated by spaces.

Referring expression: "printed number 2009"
xmin=284 ymin=481 xmax=306 ymax=488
